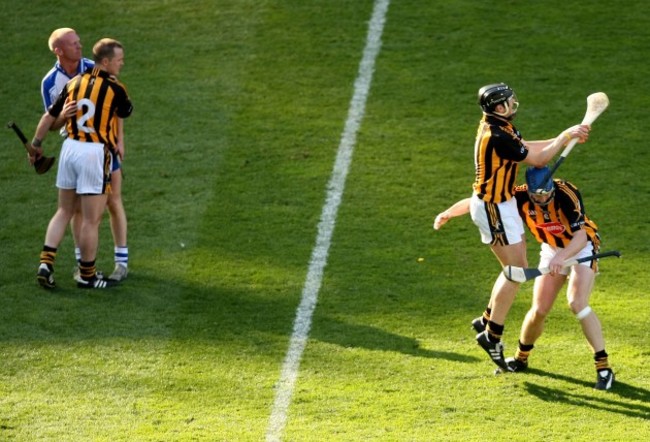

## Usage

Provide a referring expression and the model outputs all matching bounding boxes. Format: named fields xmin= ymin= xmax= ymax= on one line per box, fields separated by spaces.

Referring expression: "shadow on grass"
xmin=522 ymin=368 xmax=650 ymax=420
xmin=0 ymin=271 xmax=302 ymax=345
xmin=311 ymin=317 xmax=480 ymax=363
xmin=4 ymin=272 xmax=476 ymax=367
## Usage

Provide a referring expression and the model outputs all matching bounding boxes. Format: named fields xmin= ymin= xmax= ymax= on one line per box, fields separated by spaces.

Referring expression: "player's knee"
xmin=573 ymin=305 xmax=592 ymax=321
xmin=107 ymin=196 xmax=123 ymax=211
xmin=568 ymin=299 xmax=587 ymax=314
xmin=529 ymin=306 xmax=549 ymax=321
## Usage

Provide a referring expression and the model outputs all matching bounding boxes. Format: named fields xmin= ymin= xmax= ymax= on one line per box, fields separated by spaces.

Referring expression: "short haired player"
xmin=467 ymin=83 xmax=590 ymax=370
xmin=434 ymin=166 xmax=615 ymax=390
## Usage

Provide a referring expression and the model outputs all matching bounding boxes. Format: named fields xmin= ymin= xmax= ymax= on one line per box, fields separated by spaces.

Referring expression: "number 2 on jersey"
xmin=76 ymin=98 xmax=97 ymax=134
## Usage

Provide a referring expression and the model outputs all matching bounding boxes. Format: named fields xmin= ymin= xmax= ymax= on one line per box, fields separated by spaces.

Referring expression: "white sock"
xmin=115 ymin=246 xmax=128 ymax=268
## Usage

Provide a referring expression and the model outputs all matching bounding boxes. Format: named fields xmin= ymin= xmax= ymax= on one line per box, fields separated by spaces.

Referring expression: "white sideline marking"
xmin=265 ymin=1 xmax=390 ymax=440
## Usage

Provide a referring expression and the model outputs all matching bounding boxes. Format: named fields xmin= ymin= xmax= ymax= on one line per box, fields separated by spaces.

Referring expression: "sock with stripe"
xmin=114 ymin=246 xmax=128 ymax=268
xmin=40 ymin=246 xmax=58 ymax=271
xmin=486 ymin=321 xmax=504 ymax=343
xmin=515 ymin=341 xmax=534 ymax=363
xmin=79 ymin=260 xmax=97 ymax=281
xmin=594 ymin=350 xmax=610 ymax=371
xmin=480 ymin=307 xmax=492 ymax=326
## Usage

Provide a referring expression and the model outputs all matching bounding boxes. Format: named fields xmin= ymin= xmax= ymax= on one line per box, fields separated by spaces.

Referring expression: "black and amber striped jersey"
xmin=473 ymin=115 xmax=528 ymax=204
xmin=48 ymin=67 xmax=133 ymax=149
xmin=514 ymin=180 xmax=600 ymax=249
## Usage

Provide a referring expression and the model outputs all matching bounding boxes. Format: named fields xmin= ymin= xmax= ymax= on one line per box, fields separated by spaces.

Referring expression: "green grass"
xmin=1 ymin=0 xmax=649 ymax=440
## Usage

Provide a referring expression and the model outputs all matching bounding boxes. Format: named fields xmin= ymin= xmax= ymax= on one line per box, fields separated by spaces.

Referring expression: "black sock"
xmin=79 ymin=260 xmax=97 ymax=280
xmin=486 ymin=321 xmax=504 ymax=342
xmin=594 ymin=350 xmax=610 ymax=371
xmin=515 ymin=341 xmax=534 ymax=362
xmin=40 ymin=246 xmax=58 ymax=271
xmin=482 ymin=307 xmax=492 ymax=325
xmin=519 ymin=341 xmax=534 ymax=352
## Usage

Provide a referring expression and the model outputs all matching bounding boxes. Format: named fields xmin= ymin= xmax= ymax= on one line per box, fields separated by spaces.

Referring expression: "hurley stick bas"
xmin=503 ymin=250 xmax=621 ymax=283
xmin=7 ymin=121 xmax=56 ymax=174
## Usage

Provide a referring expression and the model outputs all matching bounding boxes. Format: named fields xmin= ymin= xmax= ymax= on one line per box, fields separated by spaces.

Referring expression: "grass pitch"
xmin=0 ymin=1 xmax=649 ymax=441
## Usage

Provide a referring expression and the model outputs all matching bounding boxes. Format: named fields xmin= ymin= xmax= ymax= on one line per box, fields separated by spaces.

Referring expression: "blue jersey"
xmin=40 ymin=57 xmax=94 ymax=110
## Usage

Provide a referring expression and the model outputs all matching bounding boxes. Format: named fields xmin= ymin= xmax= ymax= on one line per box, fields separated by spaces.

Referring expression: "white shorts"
xmin=56 ymin=138 xmax=111 ymax=195
xmin=538 ymin=242 xmax=597 ymax=275
xmin=470 ymin=193 xmax=524 ymax=245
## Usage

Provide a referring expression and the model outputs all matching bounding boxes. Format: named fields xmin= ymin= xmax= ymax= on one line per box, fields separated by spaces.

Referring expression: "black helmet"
xmin=478 ymin=83 xmax=516 ymax=113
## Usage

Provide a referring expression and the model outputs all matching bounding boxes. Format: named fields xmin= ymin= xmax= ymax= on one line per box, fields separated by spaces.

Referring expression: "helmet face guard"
xmin=526 ymin=166 xmax=555 ymax=206
xmin=529 ymin=188 xmax=555 ymax=206
xmin=496 ymin=96 xmax=518 ymax=117
xmin=478 ymin=83 xmax=518 ymax=117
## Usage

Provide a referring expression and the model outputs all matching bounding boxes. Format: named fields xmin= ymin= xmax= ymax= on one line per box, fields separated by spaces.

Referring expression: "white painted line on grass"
xmin=265 ymin=1 xmax=390 ymax=440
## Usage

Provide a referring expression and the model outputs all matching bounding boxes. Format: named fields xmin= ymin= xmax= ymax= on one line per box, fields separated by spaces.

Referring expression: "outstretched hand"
xmin=433 ymin=211 xmax=451 ymax=230
xmin=433 ymin=198 xmax=471 ymax=231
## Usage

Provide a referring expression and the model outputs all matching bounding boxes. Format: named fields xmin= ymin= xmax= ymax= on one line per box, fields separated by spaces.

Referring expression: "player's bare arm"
xmin=434 ymin=197 xmax=471 ymax=230
xmin=115 ymin=117 xmax=125 ymax=159
xmin=523 ymin=124 xmax=590 ymax=167
xmin=547 ymin=229 xmax=589 ymax=275
xmin=30 ymin=113 xmax=57 ymax=156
